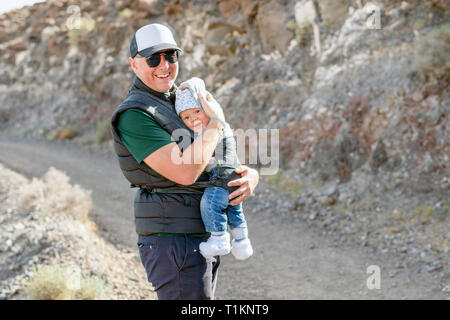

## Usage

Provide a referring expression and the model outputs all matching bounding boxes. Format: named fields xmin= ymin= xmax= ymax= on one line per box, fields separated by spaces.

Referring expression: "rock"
xmin=318 ymin=0 xmax=348 ymax=27
xmin=52 ymin=129 xmax=77 ymax=140
xmin=8 ymin=39 xmax=27 ymax=52
xmin=218 ymin=0 xmax=258 ymax=18
xmin=205 ymin=21 xmax=245 ymax=56
xmin=317 ymin=196 xmax=335 ymax=206
xmin=218 ymin=0 xmax=240 ymax=18
xmin=41 ymin=25 xmax=60 ymax=43
xmin=333 ymin=123 xmax=367 ymax=182
xmin=422 ymin=95 xmax=442 ymax=126
xmin=255 ymin=1 xmax=293 ymax=53
xmin=294 ymin=1 xmax=317 ymax=27
xmin=369 ymin=138 xmax=388 ymax=173
xmin=320 ymin=3 xmax=384 ymax=64
xmin=323 ymin=184 xmax=338 ymax=197
xmin=425 ymin=261 xmax=443 ymax=273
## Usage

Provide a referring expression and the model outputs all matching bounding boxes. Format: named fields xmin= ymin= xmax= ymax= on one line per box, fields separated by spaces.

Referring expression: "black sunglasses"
xmin=145 ymin=50 xmax=179 ymax=68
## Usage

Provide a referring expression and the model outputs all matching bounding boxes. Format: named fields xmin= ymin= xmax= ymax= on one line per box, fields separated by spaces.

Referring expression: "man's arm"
xmin=143 ymin=120 xmax=223 ymax=185
xmin=143 ymin=91 xmax=226 ymax=185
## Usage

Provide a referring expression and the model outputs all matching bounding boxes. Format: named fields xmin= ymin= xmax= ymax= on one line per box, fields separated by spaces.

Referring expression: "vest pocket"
xmin=161 ymin=194 xmax=201 ymax=219
xmin=135 ymin=192 xmax=206 ymax=234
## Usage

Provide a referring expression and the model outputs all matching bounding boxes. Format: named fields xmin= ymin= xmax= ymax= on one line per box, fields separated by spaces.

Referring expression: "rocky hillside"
xmin=0 ymin=0 xmax=448 ymax=190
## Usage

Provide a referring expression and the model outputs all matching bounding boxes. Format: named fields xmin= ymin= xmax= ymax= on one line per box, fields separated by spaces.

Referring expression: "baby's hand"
xmin=198 ymin=91 xmax=225 ymax=123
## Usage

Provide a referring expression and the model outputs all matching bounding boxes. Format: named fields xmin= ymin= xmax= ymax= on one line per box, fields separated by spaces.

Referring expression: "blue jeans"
xmin=200 ymin=168 xmax=247 ymax=232
xmin=200 ymin=187 xmax=247 ymax=232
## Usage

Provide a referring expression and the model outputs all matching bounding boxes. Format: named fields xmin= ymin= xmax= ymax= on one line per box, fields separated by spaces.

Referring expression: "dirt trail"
xmin=0 ymin=136 xmax=444 ymax=299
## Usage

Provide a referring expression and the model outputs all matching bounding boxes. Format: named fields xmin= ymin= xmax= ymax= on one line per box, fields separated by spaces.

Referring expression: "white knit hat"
xmin=175 ymin=77 xmax=206 ymax=115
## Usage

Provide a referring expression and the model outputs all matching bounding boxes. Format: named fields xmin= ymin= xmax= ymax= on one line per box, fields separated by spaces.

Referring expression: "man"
xmin=110 ymin=23 xmax=259 ymax=300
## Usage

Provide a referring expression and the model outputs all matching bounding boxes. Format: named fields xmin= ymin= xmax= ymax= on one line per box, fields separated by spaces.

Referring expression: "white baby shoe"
xmin=231 ymin=238 xmax=253 ymax=260
xmin=199 ymin=232 xmax=231 ymax=258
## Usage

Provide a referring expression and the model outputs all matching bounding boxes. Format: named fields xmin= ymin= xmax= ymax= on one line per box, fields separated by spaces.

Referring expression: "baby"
xmin=175 ymin=77 xmax=253 ymax=260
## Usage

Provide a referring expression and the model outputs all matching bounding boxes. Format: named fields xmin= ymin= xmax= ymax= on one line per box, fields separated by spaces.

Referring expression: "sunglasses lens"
xmin=164 ymin=51 xmax=178 ymax=63
xmin=146 ymin=55 xmax=160 ymax=67
xmin=146 ymin=51 xmax=178 ymax=67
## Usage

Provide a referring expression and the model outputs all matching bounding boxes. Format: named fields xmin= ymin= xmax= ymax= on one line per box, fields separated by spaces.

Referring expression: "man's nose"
xmin=157 ymin=54 xmax=169 ymax=68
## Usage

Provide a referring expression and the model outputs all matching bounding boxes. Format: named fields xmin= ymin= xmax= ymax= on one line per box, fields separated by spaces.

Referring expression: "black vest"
xmin=111 ymin=77 xmax=211 ymax=235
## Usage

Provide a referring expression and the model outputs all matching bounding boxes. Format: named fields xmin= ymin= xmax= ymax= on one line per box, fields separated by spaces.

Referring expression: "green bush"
xmin=25 ymin=264 xmax=109 ymax=300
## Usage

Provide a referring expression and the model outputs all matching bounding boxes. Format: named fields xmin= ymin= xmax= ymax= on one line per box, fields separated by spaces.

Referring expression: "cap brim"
xmin=139 ymin=43 xmax=182 ymax=57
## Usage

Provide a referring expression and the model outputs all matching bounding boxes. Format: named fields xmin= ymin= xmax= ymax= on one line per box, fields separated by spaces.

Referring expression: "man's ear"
xmin=129 ymin=57 xmax=138 ymax=74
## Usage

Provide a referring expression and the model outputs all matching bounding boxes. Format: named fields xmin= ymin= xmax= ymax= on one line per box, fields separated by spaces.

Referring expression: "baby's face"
xmin=179 ymin=108 xmax=210 ymax=132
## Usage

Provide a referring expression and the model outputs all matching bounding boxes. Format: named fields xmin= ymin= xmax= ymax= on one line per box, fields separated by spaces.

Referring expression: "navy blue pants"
xmin=137 ymin=234 xmax=220 ymax=300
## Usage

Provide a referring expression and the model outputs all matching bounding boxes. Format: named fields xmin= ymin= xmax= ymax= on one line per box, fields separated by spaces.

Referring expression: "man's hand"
xmin=227 ymin=166 xmax=259 ymax=206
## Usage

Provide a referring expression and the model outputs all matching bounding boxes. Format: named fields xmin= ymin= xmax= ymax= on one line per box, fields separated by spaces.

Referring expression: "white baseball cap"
xmin=130 ymin=23 xmax=181 ymax=58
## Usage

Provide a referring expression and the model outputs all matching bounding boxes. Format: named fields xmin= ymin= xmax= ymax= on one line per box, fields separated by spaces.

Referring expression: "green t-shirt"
xmin=117 ymin=108 xmax=210 ymax=238
xmin=117 ymin=108 xmax=174 ymax=163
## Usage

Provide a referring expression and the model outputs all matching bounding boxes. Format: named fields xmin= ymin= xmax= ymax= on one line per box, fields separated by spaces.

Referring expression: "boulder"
xmin=205 ymin=21 xmax=246 ymax=56
xmin=256 ymin=1 xmax=293 ymax=53
xmin=295 ymin=0 xmax=317 ymax=27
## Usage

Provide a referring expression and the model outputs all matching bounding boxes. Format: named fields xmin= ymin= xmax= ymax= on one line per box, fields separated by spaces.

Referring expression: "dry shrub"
xmin=343 ymin=95 xmax=378 ymax=151
xmin=52 ymin=128 xmax=77 ymax=140
xmin=279 ymin=112 xmax=342 ymax=167
xmin=26 ymin=264 xmax=72 ymax=300
xmin=17 ymin=167 xmax=93 ymax=225
xmin=26 ymin=264 xmax=108 ymax=300
xmin=74 ymin=275 xmax=109 ymax=300
xmin=400 ymin=94 xmax=447 ymax=170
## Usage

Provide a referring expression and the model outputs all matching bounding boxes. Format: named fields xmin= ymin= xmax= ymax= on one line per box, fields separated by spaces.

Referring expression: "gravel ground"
xmin=246 ymin=168 xmax=450 ymax=297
